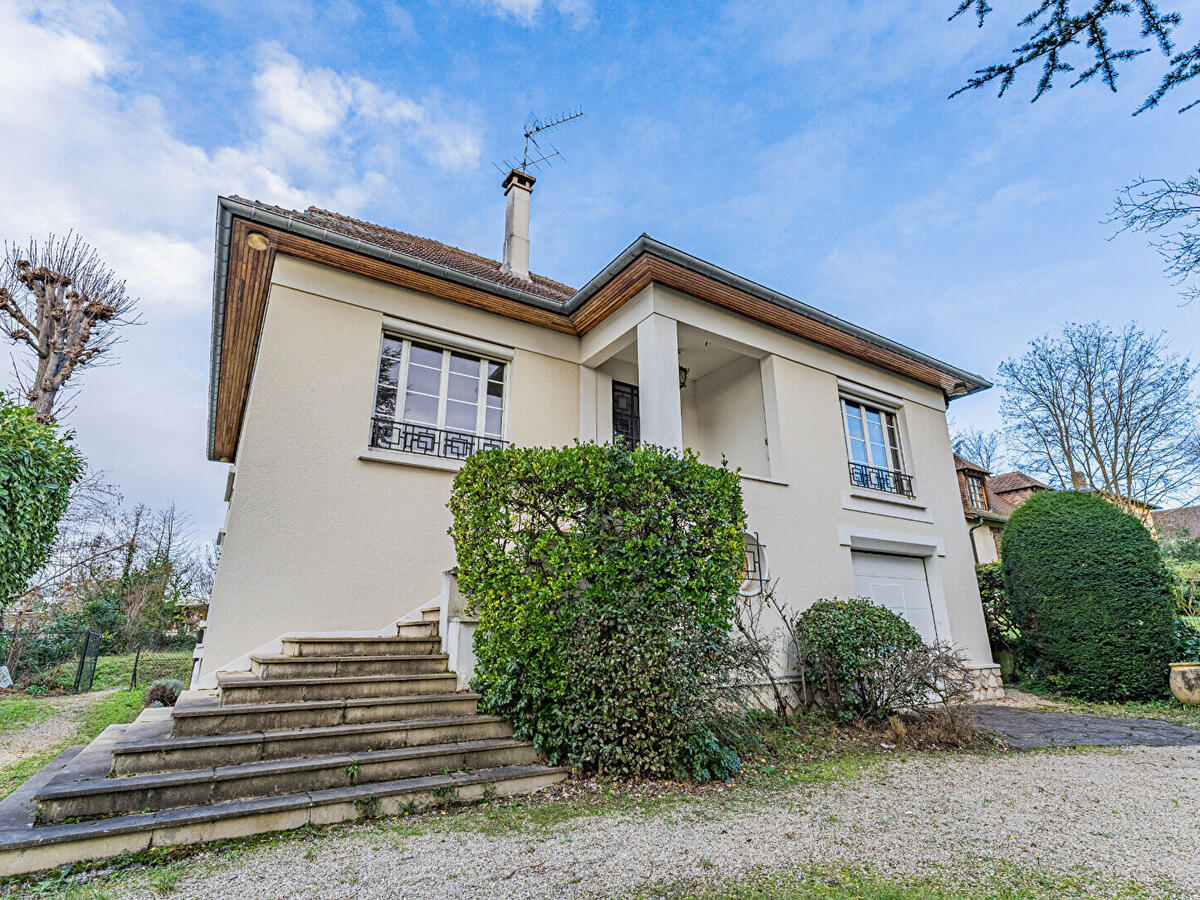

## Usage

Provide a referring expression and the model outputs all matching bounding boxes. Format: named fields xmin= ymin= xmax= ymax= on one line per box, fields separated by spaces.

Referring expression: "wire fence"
xmin=0 ymin=630 xmax=197 ymax=695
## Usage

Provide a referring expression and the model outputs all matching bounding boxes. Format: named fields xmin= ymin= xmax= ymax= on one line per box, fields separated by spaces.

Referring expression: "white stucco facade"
xmin=201 ymin=249 xmax=995 ymax=685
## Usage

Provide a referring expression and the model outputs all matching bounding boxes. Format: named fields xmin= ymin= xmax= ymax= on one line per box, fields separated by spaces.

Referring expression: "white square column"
xmin=636 ymin=314 xmax=683 ymax=452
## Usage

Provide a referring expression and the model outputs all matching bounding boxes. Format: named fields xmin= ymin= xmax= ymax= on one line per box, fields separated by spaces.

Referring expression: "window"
xmin=966 ymin=474 xmax=987 ymax=509
xmin=841 ymin=398 xmax=913 ymax=497
xmin=739 ymin=532 xmax=768 ymax=596
xmin=369 ymin=335 xmax=507 ymax=460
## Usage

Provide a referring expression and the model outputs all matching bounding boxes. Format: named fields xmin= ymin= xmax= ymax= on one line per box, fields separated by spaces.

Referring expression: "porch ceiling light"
xmin=246 ymin=232 xmax=270 ymax=252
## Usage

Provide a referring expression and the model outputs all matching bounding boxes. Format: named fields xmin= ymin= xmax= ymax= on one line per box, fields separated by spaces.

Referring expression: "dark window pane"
xmin=374 ymin=386 xmax=397 ymax=417
xmin=409 ymin=343 xmax=443 ymax=369
xmin=378 ymin=357 xmax=401 ymax=387
xmin=448 ymin=371 xmax=479 ymax=403
xmin=449 ymin=352 xmax=480 ymax=376
xmin=445 ymin=399 xmax=477 ymax=430
xmin=381 ymin=336 xmax=404 ymax=359
xmin=405 ymin=363 xmax=441 ymax=396
xmin=403 ymin=391 xmax=437 ymax=424
xmin=487 ymin=361 xmax=506 ymax=380
xmin=486 ymin=380 xmax=504 ymax=399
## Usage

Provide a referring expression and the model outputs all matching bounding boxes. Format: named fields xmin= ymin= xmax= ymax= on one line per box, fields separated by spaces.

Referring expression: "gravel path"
xmin=93 ymin=744 xmax=1198 ymax=899
xmin=0 ymin=694 xmax=98 ymax=766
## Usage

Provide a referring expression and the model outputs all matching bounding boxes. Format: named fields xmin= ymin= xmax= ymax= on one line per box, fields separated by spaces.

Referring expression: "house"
xmin=953 ymin=459 xmax=1050 ymax=564
xmin=0 ymin=173 xmax=1008 ymax=876
xmin=1152 ymin=505 xmax=1200 ymax=541
xmin=199 ymin=171 xmax=1001 ymax=694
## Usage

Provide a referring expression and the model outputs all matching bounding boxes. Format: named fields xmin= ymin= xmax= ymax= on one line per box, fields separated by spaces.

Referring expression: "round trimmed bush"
xmin=1001 ymin=491 xmax=1175 ymax=700
xmin=794 ymin=598 xmax=924 ymax=720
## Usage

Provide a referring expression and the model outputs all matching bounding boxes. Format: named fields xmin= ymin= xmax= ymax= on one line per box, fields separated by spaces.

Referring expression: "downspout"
xmin=968 ymin=514 xmax=987 ymax=566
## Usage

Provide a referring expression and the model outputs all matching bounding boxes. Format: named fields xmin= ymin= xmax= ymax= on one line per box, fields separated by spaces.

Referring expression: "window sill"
xmin=841 ymin=488 xmax=933 ymax=523
xmin=359 ymin=448 xmax=466 ymax=472
xmin=739 ymin=472 xmax=789 ymax=487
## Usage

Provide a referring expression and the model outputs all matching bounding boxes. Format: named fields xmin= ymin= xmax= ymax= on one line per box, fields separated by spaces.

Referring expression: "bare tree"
xmin=1111 ymin=171 xmax=1200 ymax=303
xmin=999 ymin=321 xmax=1200 ymax=509
xmin=951 ymin=427 xmax=1006 ymax=471
xmin=949 ymin=1 xmax=1200 ymax=115
xmin=0 ymin=233 xmax=138 ymax=422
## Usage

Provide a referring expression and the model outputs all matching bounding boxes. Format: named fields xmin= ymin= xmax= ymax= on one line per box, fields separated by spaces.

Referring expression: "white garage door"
xmin=851 ymin=551 xmax=939 ymax=644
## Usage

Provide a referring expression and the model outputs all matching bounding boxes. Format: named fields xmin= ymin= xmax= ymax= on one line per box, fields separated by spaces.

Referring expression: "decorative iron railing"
xmin=370 ymin=417 xmax=508 ymax=460
xmin=848 ymin=461 xmax=915 ymax=499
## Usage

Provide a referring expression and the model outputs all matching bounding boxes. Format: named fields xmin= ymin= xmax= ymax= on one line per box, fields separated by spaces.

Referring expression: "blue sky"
xmin=3 ymin=0 xmax=1199 ymax=544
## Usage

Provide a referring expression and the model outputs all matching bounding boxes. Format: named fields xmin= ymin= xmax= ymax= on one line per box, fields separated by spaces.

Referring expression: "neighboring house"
xmin=1152 ymin=505 xmax=1200 ymax=541
xmin=953 ymin=459 xmax=1051 ymax=564
xmin=199 ymin=173 xmax=1001 ymax=691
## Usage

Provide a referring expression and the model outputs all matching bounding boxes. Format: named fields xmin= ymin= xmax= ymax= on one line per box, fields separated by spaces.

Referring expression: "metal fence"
xmin=0 ymin=630 xmax=197 ymax=694
xmin=0 ymin=630 xmax=101 ymax=693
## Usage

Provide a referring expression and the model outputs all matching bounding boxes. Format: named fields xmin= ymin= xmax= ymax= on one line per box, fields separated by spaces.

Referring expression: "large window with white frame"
xmin=841 ymin=398 xmax=913 ymax=497
xmin=369 ymin=334 xmax=508 ymax=460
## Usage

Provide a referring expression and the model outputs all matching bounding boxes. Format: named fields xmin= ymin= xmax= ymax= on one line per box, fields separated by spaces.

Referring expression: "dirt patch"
xmin=0 ymin=693 xmax=103 ymax=766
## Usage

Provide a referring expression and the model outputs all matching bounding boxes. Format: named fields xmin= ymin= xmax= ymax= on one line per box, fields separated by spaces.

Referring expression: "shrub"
xmin=1001 ymin=491 xmax=1175 ymax=700
xmin=143 ymin=678 xmax=184 ymax=707
xmin=976 ymin=562 xmax=1017 ymax=655
xmin=450 ymin=442 xmax=747 ymax=780
xmin=0 ymin=399 xmax=82 ymax=610
xmin=794 ymin=598 xmax=925 ymax=720
xmin=1176 ymin=619 xmax=1200 ymax=662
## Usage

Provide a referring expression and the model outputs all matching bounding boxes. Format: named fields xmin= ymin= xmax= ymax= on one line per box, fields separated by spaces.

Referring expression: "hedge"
xmin=1001 ymin=491 xmax=1175 ymax=700
xmin=449 ymin=441 xmax=747 ymax=779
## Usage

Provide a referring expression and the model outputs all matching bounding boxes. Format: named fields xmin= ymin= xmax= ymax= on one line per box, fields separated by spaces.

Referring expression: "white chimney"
xmin=500 ymin=169 xmax=535 ymax=280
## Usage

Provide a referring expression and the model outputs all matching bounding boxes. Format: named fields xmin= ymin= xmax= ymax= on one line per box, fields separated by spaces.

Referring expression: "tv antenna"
xmin=494 ymin=107 xmax=585 ymax=175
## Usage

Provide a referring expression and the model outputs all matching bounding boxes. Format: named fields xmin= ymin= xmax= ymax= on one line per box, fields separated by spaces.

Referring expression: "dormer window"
xmin=966 ymin=474 xmax=987 ymax=509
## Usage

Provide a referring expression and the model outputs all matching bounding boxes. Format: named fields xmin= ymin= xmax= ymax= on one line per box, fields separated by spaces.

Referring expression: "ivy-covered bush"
xmin=0 ymin=399 xmax=82 ymax=611
xmin=1001 ymin=491 xmax=1175 ymax=700
xmin=450 ymin=442 xmax=747 ymax=780
xmin=794 ymin=598 xmax=926 ymax=720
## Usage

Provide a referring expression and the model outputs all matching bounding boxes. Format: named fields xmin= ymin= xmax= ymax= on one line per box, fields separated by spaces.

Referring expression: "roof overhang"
xmin=208 ymin=197 xmax=992 ymax=462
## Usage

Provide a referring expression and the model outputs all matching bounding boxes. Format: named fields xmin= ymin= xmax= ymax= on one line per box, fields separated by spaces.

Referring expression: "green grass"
xmin=32 ymin=652 xmax=192 ymax=694
xmin=0 ymin=688 xmax=146 ymax=800
xmin=635 ymin=864 xmax=1168 ymax=900
xmin=0 ymin=698 xmax=56 ymax=735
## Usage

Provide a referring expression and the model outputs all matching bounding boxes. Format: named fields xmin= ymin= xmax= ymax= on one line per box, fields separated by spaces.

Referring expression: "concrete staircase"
xmin=0 ymin=610 xmax=567 ymax=876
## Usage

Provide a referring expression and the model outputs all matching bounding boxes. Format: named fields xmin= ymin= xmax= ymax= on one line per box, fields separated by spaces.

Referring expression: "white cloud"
xmin=476 ymin=0 xmax=593 ymax=28
xmin=0 ymin=2 xmax=485 ymax=540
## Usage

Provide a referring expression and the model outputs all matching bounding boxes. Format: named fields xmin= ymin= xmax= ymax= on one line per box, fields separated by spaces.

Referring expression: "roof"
xmin=1153 ymin=505 xmax=1200 ymax=539
xmin=953 ymin=453 xmax=990 ymax=475
xmin=988 ymin=471 xmax=1051 ymax=495
xmin=208 ymin=195 xmax=994 ymax=461
xmin=230 ymin=199 xmax=577 ymax=304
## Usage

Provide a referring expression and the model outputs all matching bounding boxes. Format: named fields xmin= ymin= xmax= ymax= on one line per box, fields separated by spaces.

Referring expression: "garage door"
xmin=851 ymin=551 xmax=939 ymax=644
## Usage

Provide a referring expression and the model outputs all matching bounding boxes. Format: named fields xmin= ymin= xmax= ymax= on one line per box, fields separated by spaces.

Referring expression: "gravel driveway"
xmin=83 ymin=742 xmax=1198 ymax=899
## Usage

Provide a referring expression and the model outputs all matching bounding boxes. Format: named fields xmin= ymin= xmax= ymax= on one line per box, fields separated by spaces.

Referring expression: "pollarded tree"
xmin=0 ymin=234 xmax=138 ymax=423
xmin=1001 ymin=490 xmax=1175 ymax=700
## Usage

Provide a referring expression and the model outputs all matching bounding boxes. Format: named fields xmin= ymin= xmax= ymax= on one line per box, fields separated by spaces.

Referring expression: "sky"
xmin=2 ymin=0 xmax=1199 ymax=547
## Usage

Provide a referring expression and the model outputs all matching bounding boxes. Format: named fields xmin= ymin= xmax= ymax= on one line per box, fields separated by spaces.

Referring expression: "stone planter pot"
xmin=1169 ymin=662 xmax=1200 ymax=706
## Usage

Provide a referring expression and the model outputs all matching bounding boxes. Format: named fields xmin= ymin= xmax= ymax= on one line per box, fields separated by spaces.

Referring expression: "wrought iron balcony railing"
xmin=848 ymin=461 xmax=915 ymax=499
xmin=370 ymin=417 xmax=508 ymax=460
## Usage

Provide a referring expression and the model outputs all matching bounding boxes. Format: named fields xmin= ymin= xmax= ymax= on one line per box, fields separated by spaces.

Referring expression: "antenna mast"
xmin=495 ymin=107 xmax=585 ymax=175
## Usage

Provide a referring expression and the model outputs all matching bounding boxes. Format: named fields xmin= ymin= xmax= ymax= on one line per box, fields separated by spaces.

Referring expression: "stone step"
xmin=420 ymin=606 xmax=440 ymax=623
xmin=250 ymin=652 xmax=449 ymax=679
xmin=0 ymin=761 xmax=568 ymax=876
xmin=36 ymin=737 xmax=538 ymax=824
xmin=217 ymin=672 xmax=455 ymax=705
xmin=281 ymin=633 xmax=439 ymax=658
xmin=112 ymin=714 xmax=514 ymax=775
xmin=173 ymin=692 xmax=482 ymax=737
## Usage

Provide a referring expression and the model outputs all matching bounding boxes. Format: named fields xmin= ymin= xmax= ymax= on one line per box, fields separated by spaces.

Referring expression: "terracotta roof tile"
xmin=230 ymin=197 xmax=577 ymax=304
xmin=988 ymin=471 xmax=1051 ymax=494
xmin=953 ymin=453 xmax=990 ymax=474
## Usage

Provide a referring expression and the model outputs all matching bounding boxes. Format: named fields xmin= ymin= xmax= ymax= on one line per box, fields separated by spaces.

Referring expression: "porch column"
xmin=636 ymin=314 xmax=683 ymax=452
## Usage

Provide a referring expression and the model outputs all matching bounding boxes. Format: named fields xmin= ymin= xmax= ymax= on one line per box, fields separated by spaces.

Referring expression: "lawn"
xmin=0 ymin=698 xmax=56 ymax=735
xmin=29 ymin=651 xmax=193 ymax=694
xmin=0 ymin=688 xmax=147 ymax=800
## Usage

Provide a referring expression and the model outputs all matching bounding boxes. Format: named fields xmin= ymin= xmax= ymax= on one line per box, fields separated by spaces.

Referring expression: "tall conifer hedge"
xmin=1001 ymin=490 xmax=1174 ymax=700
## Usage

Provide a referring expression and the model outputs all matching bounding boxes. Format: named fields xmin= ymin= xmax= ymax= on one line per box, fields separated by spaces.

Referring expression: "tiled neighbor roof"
xmin=1153 ymin=505 xmax=1200 ymax=539
xmin=988 ymin=471 xmax=1051 ymax=495
xmin=227 ymin=198 xmax=578 ymax=304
